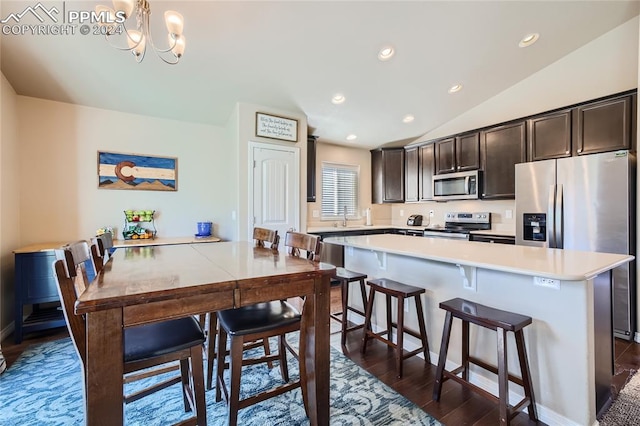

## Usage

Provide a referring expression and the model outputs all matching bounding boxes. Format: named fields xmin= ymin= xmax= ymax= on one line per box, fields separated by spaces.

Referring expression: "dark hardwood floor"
xmin=3 ymin=285 xmax=640 ymax=425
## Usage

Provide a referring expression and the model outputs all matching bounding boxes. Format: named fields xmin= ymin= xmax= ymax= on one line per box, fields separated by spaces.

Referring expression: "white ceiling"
xmin=1 ymin=1 xmax=639 ymax=149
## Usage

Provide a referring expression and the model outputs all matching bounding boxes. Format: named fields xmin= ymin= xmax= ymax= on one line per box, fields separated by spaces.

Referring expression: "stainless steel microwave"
xmin=432 ymin=170 xmax=480 ymax=201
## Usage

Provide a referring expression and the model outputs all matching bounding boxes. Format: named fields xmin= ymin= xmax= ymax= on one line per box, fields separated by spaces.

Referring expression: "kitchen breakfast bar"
xmin=323 ymin=234 xmax=633 ymax=426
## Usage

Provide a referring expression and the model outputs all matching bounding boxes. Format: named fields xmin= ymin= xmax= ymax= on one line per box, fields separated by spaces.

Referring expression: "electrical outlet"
xmin=533 ymin=276 xmax=560 ymax=289
xmin=312 ymin=210 xmax=319 ymax=218
xmin=400 ymin=209 xmax=405 ymax=217
xmin=429 ymin=210 xmax=435 ymax=217
xmin=505 ymin=209 xmax=513 ymax=219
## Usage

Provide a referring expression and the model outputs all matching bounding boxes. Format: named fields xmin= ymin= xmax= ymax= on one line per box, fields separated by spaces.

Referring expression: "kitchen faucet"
xmin=342 ymin=206 xmax=348 ymax=227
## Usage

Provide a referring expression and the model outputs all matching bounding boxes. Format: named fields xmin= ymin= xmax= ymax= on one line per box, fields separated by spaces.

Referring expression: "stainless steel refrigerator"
xmin=515 ymin=150 xmax=636 ymax=340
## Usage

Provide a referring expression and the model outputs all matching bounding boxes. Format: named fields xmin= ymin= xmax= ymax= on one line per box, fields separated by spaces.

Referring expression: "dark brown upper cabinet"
xmin=480 ymin=121 xmax=527 ymax=199
xmin=573 ymin=94 xmax=633 ymax=156
xmin=435 ymin=133 xmax=479 ymax=174
xmin=419 ymin=143 xmax=435 ymax=201
xmin=404 ymin=146 xmax=419 ymax=202
xmin=455 ymin=132 xmax=481 ymax=171
xmin=404 ymin=143 xmax=435 ymax=202
xmin=527 ymin=109 xmax=572 ymax=161
xmin=435 ymin=137 xmax=456 ymax=174
xmin=371 ymin=148 xmax=405 ymax=204
xmin=306 ymin=135 xmax=317 ymax=202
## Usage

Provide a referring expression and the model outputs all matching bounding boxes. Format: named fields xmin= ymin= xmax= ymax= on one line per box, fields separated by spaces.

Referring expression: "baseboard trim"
xmin=1 ymin=321 xmax=15 ymax=344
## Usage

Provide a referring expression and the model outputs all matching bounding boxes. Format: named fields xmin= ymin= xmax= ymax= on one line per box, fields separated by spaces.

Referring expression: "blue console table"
xmin=13 ymin=242 xmax=69 ymax=343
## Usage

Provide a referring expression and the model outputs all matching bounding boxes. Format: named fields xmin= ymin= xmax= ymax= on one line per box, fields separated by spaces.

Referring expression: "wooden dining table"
xmin=75 ymin=241 xmax=336 ymax=425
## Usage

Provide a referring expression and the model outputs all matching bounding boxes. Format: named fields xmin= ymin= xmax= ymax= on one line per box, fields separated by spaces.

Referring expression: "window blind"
xmin=321 ymin=162 xmax=359 ymax=218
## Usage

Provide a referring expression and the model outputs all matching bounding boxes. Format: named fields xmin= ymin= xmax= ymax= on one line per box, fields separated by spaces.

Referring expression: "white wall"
xmin=416 ymin=16 xmax=639 ymax=142
xmin=16 ymin=96 xmax=234 ymax=243
xmin=307 ymin=142 xmax=392 ymax=228
xmin=235 ymin=102 xmax=308 ymax=241
xmin=0 ymin=74 xmax=21 ymax=336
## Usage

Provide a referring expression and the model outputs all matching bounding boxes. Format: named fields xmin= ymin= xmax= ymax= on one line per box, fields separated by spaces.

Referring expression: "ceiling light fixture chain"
xmin=97 ymin=0 xmax=185 ymax=65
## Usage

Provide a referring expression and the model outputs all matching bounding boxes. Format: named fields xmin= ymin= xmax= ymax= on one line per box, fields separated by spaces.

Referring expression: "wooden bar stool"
xmin=432 ymin=298 xmax=538 ymax=426
xmin=329 ymin=267 xmax=368 ymax=346
xmin=361 ymin=278 xmax=430 ymax=378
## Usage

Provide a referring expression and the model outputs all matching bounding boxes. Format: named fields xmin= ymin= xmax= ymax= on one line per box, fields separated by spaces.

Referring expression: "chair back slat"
xmin=284 ymin=231 xmax=321 ymax=261
xmin=58 ymin=240 xmax=92 ymax=294
xmin=53 ymin=241 xmax=92 ymax=365
xmin=91 ymin=233 xmax=113 ymax=274
xmin=253 ymin=227 xmax=279 ymax=250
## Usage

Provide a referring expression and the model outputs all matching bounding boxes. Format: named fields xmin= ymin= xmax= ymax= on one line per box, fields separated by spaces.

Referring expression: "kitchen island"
xmin=323 ymin=234 xmax=633 ymax=426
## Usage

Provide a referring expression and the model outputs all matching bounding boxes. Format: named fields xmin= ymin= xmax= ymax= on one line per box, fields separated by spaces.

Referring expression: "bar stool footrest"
xmin=443 ymin=370 xmax=500 ymax=404
xmin=469 ymin=356 xmax=526 ymax=387
xmin=346 ymin=306 xmax=366 ymax=317
xmin=443 ymin=368 xmax=533 ymax=422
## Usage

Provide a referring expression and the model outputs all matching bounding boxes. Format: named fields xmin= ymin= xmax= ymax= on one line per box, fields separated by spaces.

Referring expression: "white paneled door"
xmin=250 ymin=142 xmax=300 ymax=241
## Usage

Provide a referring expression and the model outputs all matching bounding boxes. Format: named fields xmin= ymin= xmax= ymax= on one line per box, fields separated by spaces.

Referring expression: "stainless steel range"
xmin=423 ymin=212 xmax=491 ymax=240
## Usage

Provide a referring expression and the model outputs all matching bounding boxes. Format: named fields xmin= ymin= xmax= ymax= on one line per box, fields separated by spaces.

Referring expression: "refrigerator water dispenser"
xmin=523 ymin=213 xmax=546 ymax=242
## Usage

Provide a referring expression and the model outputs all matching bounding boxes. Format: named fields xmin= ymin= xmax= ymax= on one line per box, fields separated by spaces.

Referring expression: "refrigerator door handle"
xmin=555 ymin=184 xmax=564 ymax=249
xmin=548 ymin=184 xmax=556 ymax=248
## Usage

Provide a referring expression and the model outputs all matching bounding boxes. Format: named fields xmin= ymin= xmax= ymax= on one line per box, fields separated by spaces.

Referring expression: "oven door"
xmin=423 ymin=230 xmax=469 ymax=240
xmin=432 ymin=170 xmax=479 ymax=201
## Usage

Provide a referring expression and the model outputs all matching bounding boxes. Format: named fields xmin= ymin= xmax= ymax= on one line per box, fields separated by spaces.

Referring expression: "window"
xmin=321 ymin=162 xmax=359 ymax=219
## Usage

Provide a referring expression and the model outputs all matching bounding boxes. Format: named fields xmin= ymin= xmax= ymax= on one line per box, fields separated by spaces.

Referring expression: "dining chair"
xmin=284 ymin=231 xmax=320 ymax=260
xmin=90 ymin=232 xmax=114 ymax=273
xmin=253 ymin=226 xmax=279 ymax=250
xmin=204 ymin=226 xmax=281 ymax=390
xmin=53 ymin=240 xmax=207 ymax=425
xmin=214 ymin=230 xmax=321 ymax=426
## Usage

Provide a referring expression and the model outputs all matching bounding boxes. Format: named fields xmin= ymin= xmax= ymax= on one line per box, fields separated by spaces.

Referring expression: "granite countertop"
xmin=323 ymin=234 xmax=632 ymax=281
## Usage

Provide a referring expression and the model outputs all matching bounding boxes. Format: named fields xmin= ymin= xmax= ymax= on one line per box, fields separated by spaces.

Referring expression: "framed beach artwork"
xmin=97 ymin=151 xmax=178 ymax=191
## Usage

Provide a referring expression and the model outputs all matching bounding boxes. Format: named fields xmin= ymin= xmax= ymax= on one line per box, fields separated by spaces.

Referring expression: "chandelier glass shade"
xmin=97 ymin=0 xmax=185 ymax=64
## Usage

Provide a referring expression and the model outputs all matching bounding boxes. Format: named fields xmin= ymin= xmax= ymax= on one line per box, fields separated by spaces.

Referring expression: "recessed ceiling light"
xmin=519 ymin=33 xmax=539 ymax=48
xmin=331 ymin=94 xmax=345 ymax=105
xmin=346 ymin=134 xmax=358 ymax=141
xmin=402 ymin=114 xmax=415 ymax=123
xmin=448 ymin=84 xmax=463 ymax=94
xmin=378 ymin=45 xmax=395 ymax=61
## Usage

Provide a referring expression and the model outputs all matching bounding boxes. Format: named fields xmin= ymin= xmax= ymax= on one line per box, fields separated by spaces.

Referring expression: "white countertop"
xmin=308 ymin=224 xmax=516 ymax=237
xmin=323 ymin=234 xmax=632 ymax=281
xmin=307 ymin=224 xmax=422 ymax=233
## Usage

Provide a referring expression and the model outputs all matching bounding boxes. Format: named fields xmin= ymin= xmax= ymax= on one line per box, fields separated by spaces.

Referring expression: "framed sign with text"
xmin=256 ymin=112 xmax=298 ymax=142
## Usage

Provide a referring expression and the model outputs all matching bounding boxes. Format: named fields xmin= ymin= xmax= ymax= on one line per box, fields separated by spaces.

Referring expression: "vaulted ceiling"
xmin=2 ymin=1 xmax=639 ymax=148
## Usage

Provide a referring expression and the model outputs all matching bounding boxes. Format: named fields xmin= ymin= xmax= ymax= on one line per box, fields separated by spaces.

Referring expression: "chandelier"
xmin=96 ymin=0 xmax=185 ymax=64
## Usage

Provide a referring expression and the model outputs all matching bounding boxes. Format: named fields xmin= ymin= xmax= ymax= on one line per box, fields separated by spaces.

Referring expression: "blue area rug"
xmin=0 ymin=337 xmax=440 ymax=425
